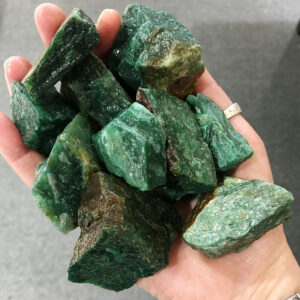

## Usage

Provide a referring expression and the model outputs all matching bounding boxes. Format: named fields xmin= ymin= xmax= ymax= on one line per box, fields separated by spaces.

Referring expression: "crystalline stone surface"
xmin=22 ymin=8 xmax=100 ymax=99
xmin=6 ymin=4 xmax=297 ymax=294
xmin=93 ymin=102 xmax=167 ymax=191
xmin=137 ymin=88 xmax=217 ymax=200
xmin=187 ymin=93 xmax=254 ymax=173
xmin=109 ymin=3 xmax=204 ymax=99
xmin=68 ymin=171 xmax=181 ymax=291
xmin=32 ymin=114 xmax=100 ymax=233
xmin=10 ymin=81 xmax=76 ymax=157
xmin=183 ymin=176 xmax=294 ymax=258
xmin=61 ymin=54 xmax=132 ymax=127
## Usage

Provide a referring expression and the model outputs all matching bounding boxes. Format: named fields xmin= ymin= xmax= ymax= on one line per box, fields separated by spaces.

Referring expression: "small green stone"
xmin=22 ymin=8 xmax=100 ymax=99
xmin=183 ymin=177 xmax=294 ymax=258
xmin=137 ymin=88 xmax=217 ymax=199
xmin=61 ymin=54 xmax=132 ymax=127
xmin=68 ymin=171 xmax=181 ymax=291
xmin=32 ymin=114 xmax=100 ymax=233
xmin=93 ymin=102 xmax=167 ymax=191
xmin=10 ymin=81 xmax=76 ymax=157
xmin=187 ymin=93 xmax=254 ymax=173
xmin=156 ymin=185 xmax=193 ymax=203
xmin=109 ymin=3 xmax=204 ymax=99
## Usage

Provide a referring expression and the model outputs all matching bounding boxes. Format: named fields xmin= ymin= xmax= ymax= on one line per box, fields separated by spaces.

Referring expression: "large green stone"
xmin=61 ymin=54 xmax=132 ymax=127
xmin=22 ymin=8 xmax=100 ymax=99
xmin=68 ymin=171 xmax=181 ymax=291
xmin=92 ymin=102 xmax=167 ymax=191
xmin=137 ymin=88 xmax=217 ymax=199
xmin=183 ymin=177 xmax=294 ymax=258
xmin=10 ymin=81 xmax=76 ymax=157
xmin=109 ymin=3 xmax=204 ymax=99
xmin=187 ymin=93 xmax=254 ymax=173
xmin=32 ymin=114 xmax=100 ymax=233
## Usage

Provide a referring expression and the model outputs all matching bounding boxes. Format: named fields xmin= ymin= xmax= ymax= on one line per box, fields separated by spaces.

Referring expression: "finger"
xmin=94 ymin=9 xmax=121 ymax=59
xmin=195 ymin=68 xmax=234 ymax=110
xmin=3 ymin=56 xmax=44 ymax=187
xmin=0 ymin=113 xmax=44 ymax=188
xmin=34 ymin=3 xmax=67 ymax=47
xmin=4 ymin=56 xmax=32 ymax=96
xmin=195 ymin=69 xmax=273 ymax=182
xmin=195 ymin=68 xmax=258 ymax=142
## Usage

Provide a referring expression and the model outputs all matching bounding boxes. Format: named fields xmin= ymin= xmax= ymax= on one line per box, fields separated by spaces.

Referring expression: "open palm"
xmin=1 ymin=4 xmax=299 ymax=300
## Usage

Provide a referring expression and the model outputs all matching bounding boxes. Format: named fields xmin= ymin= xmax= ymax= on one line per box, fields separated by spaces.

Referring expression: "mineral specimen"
xmin=22 ymin=8 xmax=100 ymax=99
xmin=92 ymin=102 xmax=167 ymax=191
xmin=137 ymin=88 xmax=217 ymax=198
xmin=183 ymin=176 xmax=294 ymax=258
xmin=187 ymin=93 xmax=253 ymax=173
xmin=68 ymin=171 xmax=181 ymax=291
xmin=61 ymin=54 xmax=132 ymax=127
xmin=32 ymin=114 xmax=100 ymax=233
xmin=109 ymin=3 xmax=204 ymax=99
xmin=10 ymin=81 xmax=76 ymax=157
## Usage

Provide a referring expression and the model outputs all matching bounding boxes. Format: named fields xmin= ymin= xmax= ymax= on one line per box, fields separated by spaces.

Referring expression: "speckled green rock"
xmin=22 ymin=8 xmax=100 ymax=99
xmin=32 ymin=114 xmax=100 ymax=233
xmin=187 ymin=93 xmax=254 ymax=173
xmin=137 ymin=88 xmax=217 ymax=199
xmin=93 ymin=102 xmax=167 ymax=191
xmin=109 ymin=3 xmax=204 ymax=99
xmin=183 ymin=176 xmax=294 ymax=258
xmin=10 ymin=81 xmax=76 ymax=157
xmin=68 ymin=171 xmax=181 ymax=291
xmin=61 ymin=54 xmax=132 ymax=127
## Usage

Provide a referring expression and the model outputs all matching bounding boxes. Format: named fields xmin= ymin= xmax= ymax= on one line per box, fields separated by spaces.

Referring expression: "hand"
xmin=1 ymin=4 xmax=299 ymax=300
xmin=1 ymin=4 xmax=120 ymax=187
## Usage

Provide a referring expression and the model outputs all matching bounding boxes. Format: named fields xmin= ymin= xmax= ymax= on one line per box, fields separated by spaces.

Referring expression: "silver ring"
xmin=285 ymin=293 xmax=300 ymax=300
xmin=223 ymin=103 xmax=242 ymax=119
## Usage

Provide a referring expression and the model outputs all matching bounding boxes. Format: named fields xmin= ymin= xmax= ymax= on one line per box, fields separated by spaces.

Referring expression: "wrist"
xmin=253 ymin=248 xmax=300 ymax=300
xmin=237 ymin=226 xmax=300 ymax=300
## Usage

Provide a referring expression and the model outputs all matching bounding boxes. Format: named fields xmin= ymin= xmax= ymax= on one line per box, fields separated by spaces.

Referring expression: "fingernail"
xmin=3 ymin=58 xmax=10 ymax=70
xmin=97 ymin=9 xmax=115 ymax=23
xmin=3 ymin=57 xmax=19 ymax=96
xmin=3 ymin=56 xmax=18 ymax=72
xmin=3 ymin=58 xmax=12 ymax=84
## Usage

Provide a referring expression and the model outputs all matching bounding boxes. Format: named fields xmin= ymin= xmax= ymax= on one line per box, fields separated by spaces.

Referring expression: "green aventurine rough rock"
xmin=183 ymin=177 xmax=294 ymax=258
xmin=61 ymin=54 xmax=132 ymax=127
xmin=137 ymin=88 xmax=217 ymax=198
xmin=93 ymin=102 xmax=167 ymax=191
xmin=68 ymin=171 xmax=181 ymax=291
xmin=22 ymin=8 xmax=100 ymax=99
xmin=32 ymin=114 xmax=100 ymax=233
xmin=187 ymin=93 xmax=253 ymax=173
xmin=109 ymin=3 xmax=204 ymax=99
xmin=10 ymin=81 xmax=75 ymax=156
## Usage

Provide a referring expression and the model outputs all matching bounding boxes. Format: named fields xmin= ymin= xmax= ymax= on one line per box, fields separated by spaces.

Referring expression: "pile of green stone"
xmin=10 ymin=4 xmax=294 ymax=292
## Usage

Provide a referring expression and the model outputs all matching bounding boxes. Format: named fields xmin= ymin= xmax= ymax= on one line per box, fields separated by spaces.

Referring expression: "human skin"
xmin=1 ymin=3 xmax=300 ymax=300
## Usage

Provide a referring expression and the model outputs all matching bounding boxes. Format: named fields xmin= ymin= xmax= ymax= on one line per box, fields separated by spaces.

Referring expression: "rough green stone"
xmin=61 ymin=54 xmax=132 ymax=127
xmin=183 ymin=176 xmax=294 ymax=258
xmin=68 ymin=171 xmax=181 ymax=291
xmin=187 ymin=93 xmax=254 ymax=173
xmin=137 ymin=88 xmax=217 ymax=199
xmin=32 ymin=114 xmax=100 ymax=233
xmin=92 ymin=102 xmax=167 ymax=191
xmin=109 ymin=3 xmax=204 ymax=99
xmin=10 ymin=81 xmax=76 ymax=157
xmin=22 ymin=8 xmax=100 ymax=99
